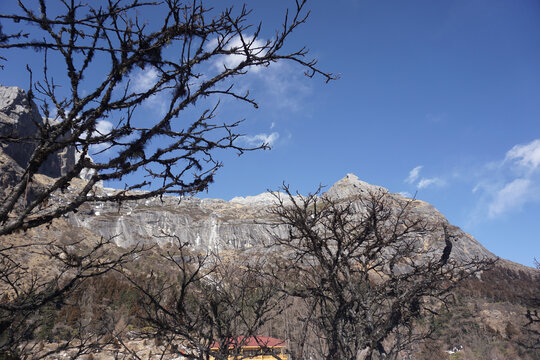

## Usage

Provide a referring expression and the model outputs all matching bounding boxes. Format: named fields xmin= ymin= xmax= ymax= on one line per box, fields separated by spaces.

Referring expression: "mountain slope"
xmin=65 ymin=173 xmax=495 ymax=266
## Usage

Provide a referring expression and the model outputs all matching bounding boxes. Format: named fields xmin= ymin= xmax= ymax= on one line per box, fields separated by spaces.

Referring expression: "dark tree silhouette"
xmin=519 ymin=258 xmax=540 ymax=350
xmin=440 ymin=225 xmax=452 ymax=266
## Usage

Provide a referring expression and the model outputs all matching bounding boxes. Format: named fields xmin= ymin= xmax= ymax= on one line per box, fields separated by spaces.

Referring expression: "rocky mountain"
xmin=0 ymin=84 xmax=511 ymax=268
xmin=0 ymin=84 xmax=523 ymax=268
xmin=65 ymin=174 xmax=493 ymax=266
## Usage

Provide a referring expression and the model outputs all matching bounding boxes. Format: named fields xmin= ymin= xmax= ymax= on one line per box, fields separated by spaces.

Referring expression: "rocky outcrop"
xmin=0 ymin=84 xmax=75 ymax=178
xmin=0 ymin=85 xmax=41 ymax=171
xmin=0 ymin=150 xmax=24 ymax=198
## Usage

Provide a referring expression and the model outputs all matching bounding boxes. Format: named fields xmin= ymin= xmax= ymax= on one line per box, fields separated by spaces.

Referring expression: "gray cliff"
xmin=68 ymin=193 xmax=289 ymax=250
xmin=66 ymin=174 xmax=494 ymax=263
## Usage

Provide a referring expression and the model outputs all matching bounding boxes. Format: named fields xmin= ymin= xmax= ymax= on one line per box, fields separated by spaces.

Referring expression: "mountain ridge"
xmin=0 ymin=84 xmax=533 ymax=274
xmin=62 ymin=172 xmax=497 ymax=267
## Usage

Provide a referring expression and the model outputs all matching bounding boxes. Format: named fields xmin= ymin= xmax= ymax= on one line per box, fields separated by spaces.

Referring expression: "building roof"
xmin=211 ymin=336 xmax=286 ymax=349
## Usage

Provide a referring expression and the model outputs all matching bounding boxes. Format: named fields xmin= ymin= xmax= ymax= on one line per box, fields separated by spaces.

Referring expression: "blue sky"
xmin=1 ymin=1 xmax=539 ymax=266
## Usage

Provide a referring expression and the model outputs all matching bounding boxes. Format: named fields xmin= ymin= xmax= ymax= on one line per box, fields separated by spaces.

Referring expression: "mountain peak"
xmin=325 ymin=173 xmax=387 ymax=200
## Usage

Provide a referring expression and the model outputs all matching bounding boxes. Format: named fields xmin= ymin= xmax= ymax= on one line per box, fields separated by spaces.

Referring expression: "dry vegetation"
xmin=6 ymin=245 xmax=537 ymax=360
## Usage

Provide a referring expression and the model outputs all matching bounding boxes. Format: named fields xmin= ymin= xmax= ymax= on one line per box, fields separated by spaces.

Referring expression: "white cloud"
xmin=131 ymin=68 xmax=159 ymax=92
xmin=398 ymin=191 xmax=412 ymax=198
xmin=88 ymin=120 xmax=114 ymax=154
xmin=403 ymin=165 xmax=445 ymax=189
xmin=205 ymin=37 xmax=219 ymax=51
xmin=95 ymin=120 xmax=113 ymax=135
xmin=405 ymin=165 xmax=423 ymax=184
xmin=258 ymin=62 xmax=312 ymax=112
xmin=505 ymin=139 xmax=540 ymax=171
xmin=243 ymin=132 xmax=279 ymax=147
xmin=473 ymin=138 xmax=540 ymax=218
xmin=417 ymin=177 xmax=444 ymax=189
xmin=488 ymin=178 xmax=532 ymax=218
xmin=203 ymin=35 xmax=314 ymax=114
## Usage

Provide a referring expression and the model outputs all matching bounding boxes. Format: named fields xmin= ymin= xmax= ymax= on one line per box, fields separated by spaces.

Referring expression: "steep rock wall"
xmin=0 ymin=85 xmax=75 ymax=178
xmin=68 ymin=195 xmax=289 ymax=250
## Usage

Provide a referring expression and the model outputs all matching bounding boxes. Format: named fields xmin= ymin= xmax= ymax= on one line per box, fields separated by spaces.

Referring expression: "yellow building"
xmin=210 ymin=336 xmax=288 ymax=360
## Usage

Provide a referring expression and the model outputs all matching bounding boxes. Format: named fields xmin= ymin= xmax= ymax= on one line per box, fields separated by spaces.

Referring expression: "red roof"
xmin=211 ymin=336 xmax=286 ymax=349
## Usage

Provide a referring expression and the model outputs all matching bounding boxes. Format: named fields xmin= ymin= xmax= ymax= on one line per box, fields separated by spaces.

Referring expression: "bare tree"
xmin=0 ymin=0 xmax=335 ymax=236
xmin=0 ymin=224 xmax=148 ymax=358
xmin=0 ymin=1 xmax=333 ymax=357
xmin=270 ymin=186 xmax=495 ymax=360
xmin=518 ymin=258 xmax=540 ymax=351
xmin=121 ymin=236 xmax=286 ymax=359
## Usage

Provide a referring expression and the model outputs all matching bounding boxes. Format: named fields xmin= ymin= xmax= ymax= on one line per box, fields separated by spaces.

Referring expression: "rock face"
xmin=68 ymin=194 xmax=290 ymax=250
xmin=0 ymin=85 xmax=41 ymax=171
xmin=0 ymin=85 xmax=75 ymax=178
xmin=66 ymin=174 xmax=494 ymax=264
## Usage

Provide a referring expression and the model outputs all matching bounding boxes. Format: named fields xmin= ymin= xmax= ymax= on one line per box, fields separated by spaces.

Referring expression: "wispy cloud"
xmin=404 ymin=165 xmax=445 ymax=189
xmin=257 ymin=62 xmax=312 ymax=112
xmin=95 ymin=120 xmax=113 ymax=135
xmin=405 ymin=165 xmax=423 ymax=184
xmin=505 ymin=139 xmax=540 ymax=171
xmin=242 ymin=132 xmax=280 ymax=148
xmin=398 ymin=191 xmax=412 ymax=198
xmin=88 ymin=119 xmax=114 ymax=154
xmin=474 ymin=138 xmax=540 ymax=218
xmin=487 ymin=178 xmax=532 ymax=217
xmin=131 ymin=68 xmax=159 ymax=92
xmin=205 ymin=34 xmax=313 ymax=113
xmin=128 ymin=68 xmax=168 ymax=114
xmin=418 ymin=177 xmax=445 ymax=189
